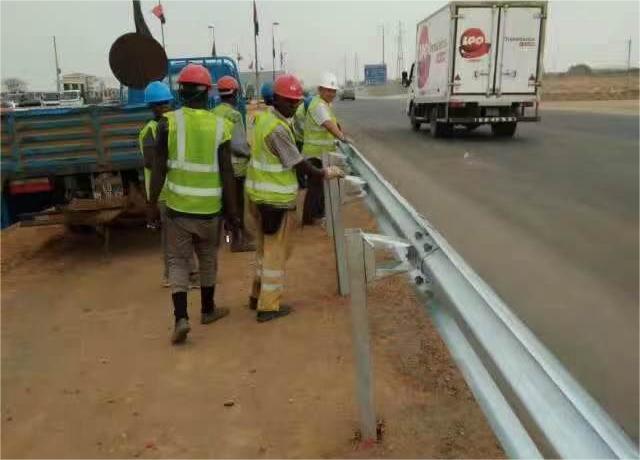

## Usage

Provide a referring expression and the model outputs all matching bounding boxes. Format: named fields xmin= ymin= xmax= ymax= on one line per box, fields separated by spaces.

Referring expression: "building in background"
xmin=62 ymin=73 xmax=105 ymax=103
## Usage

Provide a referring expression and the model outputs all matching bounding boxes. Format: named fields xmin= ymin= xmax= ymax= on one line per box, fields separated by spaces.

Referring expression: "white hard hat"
xmin=319 ymin=71 xmax=339 ymax=90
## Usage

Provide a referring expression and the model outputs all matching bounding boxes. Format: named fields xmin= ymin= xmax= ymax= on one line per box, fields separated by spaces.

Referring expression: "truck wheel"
xmin=430 ymin=107 xmax=452 ymax=138
xmin=410 ymin=107 xmax=421 ymax=131
xmin=491 ymin=122 xmax=517 ymax=137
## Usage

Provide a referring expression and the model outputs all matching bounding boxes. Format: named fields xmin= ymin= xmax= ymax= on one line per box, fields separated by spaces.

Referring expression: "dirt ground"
xmin=541 ymin=73 xmax=639 ymax=101
xmin=1 ymin=204 xmax=503 ymax=459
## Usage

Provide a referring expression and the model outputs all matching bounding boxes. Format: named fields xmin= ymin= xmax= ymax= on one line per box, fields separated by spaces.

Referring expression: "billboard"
xmin=364 ymin=64 xmax=387 ymax=86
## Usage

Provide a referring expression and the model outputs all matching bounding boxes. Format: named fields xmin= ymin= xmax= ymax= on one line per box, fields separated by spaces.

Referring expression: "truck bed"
xmin=1 ymin=104 xmax=151 ymax=180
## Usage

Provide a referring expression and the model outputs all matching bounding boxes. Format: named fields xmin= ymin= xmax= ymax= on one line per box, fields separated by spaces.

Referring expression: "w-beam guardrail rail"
xmin=326 ymin=141 xmax=639 ymax=459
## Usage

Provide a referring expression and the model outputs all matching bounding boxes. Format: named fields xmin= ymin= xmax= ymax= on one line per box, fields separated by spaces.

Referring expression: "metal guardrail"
xmin=334 ymin=141 xmax=639 ymax=459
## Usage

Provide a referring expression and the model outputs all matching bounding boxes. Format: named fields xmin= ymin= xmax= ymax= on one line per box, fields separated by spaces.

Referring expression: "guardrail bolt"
xmin=414 ymin=231 xmax=423 ymax=240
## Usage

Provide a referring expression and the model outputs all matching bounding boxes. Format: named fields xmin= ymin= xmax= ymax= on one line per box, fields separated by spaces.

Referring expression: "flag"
xmin=253 ymin=0 xmax=259 ymax=36
xmin=152 ymin=3 xmax=166 ymax=24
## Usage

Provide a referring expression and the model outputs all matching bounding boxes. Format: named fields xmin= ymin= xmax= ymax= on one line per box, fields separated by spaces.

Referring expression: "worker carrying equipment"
xmin=301 ymin=71 xmax=348 ymax=225
xmin=147 ymin=63 xmax=240 ymax=344
xmin=245 ymin=73 xmax=344 ymax=323
xmin=212 ymin=75 xmax=255 ymax=253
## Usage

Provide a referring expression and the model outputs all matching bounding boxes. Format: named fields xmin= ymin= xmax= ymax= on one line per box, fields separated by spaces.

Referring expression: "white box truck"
xmin=402 ymin=1 xmax=547 ymax=137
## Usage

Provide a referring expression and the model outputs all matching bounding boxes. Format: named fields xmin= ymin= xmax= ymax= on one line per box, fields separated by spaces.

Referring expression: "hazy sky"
xmin=1 ymin=0 xmax=639 ymax=90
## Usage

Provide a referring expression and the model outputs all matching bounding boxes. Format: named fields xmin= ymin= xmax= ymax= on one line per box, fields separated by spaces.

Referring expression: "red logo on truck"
xmin=417 ymin=25 xmax=430 ymax=89
xmin=459 ymin=28 xmax=490 ymax=59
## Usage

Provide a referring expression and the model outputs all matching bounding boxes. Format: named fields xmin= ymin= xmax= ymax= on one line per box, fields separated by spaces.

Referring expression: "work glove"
xmin=324 ymin=165 xmax=345 ymax=180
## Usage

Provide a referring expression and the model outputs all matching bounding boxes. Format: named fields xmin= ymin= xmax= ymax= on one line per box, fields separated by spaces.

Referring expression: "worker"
xmin=245 ymin=73 xmax=344 ymax=323
xmin=212 ymin=76 xmax=254 ymax=252
xmin=139 ymin=81 xmax=198 ymax=287
xmin=147 ymin=63 xmax=240 ymax=344
xmin=292 ymin=94 xmax=313 ymax=153
xmin=301 ymin=71 xmax=348 ymax=225
xmin=260 ymin=81 xmax=274 ymax=106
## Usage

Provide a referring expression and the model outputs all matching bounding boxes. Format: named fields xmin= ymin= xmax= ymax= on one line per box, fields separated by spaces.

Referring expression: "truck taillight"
xmin=9 ymin=178 xmax=52 ymax=195
xmin=449 ymin=100 xmax=465 ymax=108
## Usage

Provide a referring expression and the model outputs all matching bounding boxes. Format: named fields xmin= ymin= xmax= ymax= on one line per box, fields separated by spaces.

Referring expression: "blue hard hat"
xmin=303 ymin=95 xmax=313 ymax=110
xmin=260 ymin=82 xmax=274 ymax=101
xmin=144 ymin=81 xmax=174 ymax=105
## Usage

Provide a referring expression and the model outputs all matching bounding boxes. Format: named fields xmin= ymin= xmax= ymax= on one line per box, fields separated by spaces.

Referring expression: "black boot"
xmin=257 ymin=305 xmax=293 ymax=323
xmin=171 ymin=292 xmax=190 ymax=344
xmin=200 ymin=286 xmax=229 ymax=324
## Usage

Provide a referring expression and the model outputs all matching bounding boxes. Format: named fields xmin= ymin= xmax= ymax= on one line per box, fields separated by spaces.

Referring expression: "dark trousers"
xmin=302 ymin=157 xmax=324 ymax=225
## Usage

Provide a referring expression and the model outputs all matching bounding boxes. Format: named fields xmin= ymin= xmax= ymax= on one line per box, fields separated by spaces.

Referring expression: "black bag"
xmin=258 ymin=204 xmax=286 ymax=235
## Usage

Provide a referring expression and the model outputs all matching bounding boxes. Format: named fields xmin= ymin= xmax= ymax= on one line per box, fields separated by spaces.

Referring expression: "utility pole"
xmin=208 ymin=25 xmax=216 ymax=57
xmin=272 ymin=22 xmax=279 ymax=81
xmin=627 ymin=38 xmax=633 ymax=90
xmin=158 ymin=0 xmax=165 ymax=50
xmin=53 ymin=36 xmax=61 ymax=93
xmin=354 ymin=52 xmax=358 ymax=86
xmin=382 ymin=24 xmax=385 ymax=66
xmin=396 ymin=21 xmax=405 ymax=80
xmin=344 ymin=54 xmax=348 ymax=85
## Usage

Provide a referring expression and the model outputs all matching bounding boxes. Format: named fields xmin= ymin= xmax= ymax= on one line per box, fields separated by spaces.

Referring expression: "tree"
xmin=567 ymin=64 xmax=592 ymax=76
xmin=2 ymin=77 xmax=28 ymax=93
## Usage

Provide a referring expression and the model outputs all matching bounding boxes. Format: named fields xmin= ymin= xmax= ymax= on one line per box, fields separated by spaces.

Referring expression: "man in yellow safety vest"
xmin=301 ymin=71 xmax=348 ymax=225
xmin=245 ymin=73 xmax=344 ymax=323
xmin=147 ymin=64 xmax=240 ymax=344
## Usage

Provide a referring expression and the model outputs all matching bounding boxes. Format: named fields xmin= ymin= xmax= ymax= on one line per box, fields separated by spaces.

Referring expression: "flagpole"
xmin=253 ymin=0 xmax=260 ymax=101
xmin=158 ymin=0 xmax=165 ymax=50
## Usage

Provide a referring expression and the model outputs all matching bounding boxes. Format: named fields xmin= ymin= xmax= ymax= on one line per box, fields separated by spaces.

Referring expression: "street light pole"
xmin=208 ymin=25 xmax=216 ymax=57
xmin=272 ymin=22 xmax=279 ymax=81
xmin=53 ymin=36 xmax=61 ymax=93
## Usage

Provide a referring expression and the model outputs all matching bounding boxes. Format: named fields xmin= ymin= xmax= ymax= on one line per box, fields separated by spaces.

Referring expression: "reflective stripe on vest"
xmin=245 ymin=110 xmax=298 ymax=206
xmin=165 ymin=108 xmax=227 ymax=214
xmin=212 ymin=102 xmax=247 ymax=177
xmin=138 ymin=119 xmax=168 ymax=201
xmin=301 ymin=95 xmax=337 ymax=158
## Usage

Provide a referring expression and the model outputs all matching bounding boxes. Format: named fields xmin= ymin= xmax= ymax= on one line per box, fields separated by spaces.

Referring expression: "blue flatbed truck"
xmin=1 ymin=56 xmax=246 ymax=230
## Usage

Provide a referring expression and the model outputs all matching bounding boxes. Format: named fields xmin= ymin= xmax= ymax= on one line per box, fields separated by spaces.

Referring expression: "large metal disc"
xmin=109 ymin=32 xmax=167 ymax=89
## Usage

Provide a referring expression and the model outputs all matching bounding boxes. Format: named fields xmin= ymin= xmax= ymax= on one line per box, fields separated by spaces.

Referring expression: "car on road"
xmin=339 ymin=87 xmax=356 ymax=101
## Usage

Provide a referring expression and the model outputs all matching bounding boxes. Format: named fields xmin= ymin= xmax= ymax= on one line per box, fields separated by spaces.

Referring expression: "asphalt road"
xmin=334 ymin=98 xmax=639 ymax=443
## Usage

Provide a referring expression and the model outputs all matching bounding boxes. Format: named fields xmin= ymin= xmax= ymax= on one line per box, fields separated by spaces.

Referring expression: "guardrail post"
xmin=323 ymin=152 xmax=358 ymax=296
xmin=345 ymin=229 xmax=411 ymax=445
xmin=345 ymin=228 xmax=376 ymax=443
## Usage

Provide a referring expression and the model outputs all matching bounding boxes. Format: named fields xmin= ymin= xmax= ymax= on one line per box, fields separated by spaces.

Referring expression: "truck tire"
xmin=491 ymin=122 xmax=517 ymax=138
xmin=410 ymin=106 xmax=422 ymax=131
xmin=430 ymin=107 xmax=452 ymax=138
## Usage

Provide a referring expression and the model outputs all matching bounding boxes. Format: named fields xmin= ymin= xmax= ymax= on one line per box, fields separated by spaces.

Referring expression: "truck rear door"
xmin=494 ymin=5 xmax=544 ymax=95
xmin=452 ymin=5 xmax=499 ymax=95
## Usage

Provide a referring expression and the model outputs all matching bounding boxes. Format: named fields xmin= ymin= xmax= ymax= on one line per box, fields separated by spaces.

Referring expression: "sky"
xmin=1 ymin=0 xmax=639 ymax=91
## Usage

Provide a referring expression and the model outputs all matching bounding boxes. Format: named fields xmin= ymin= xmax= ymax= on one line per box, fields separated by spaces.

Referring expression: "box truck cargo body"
xmin=403 ymin=1 xmax=547 ymax=137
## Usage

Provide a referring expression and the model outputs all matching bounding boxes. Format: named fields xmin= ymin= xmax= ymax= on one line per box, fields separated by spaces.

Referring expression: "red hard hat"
xmin=217 ymin=76 xmax=240 ymax=95
xmin=273 ymin=74 xmax=304 ymax=100
xmin=177 ymin=63 xmax=213 ymax=88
